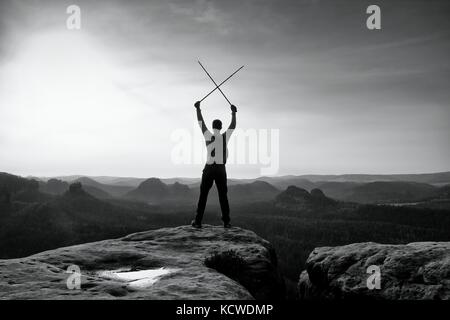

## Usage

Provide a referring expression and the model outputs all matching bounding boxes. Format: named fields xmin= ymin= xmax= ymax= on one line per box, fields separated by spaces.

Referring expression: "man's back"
xmin=195 ymin=101 xmax=237 ymax=165
xmin=204 ymin=130 xmax=233 ymax=165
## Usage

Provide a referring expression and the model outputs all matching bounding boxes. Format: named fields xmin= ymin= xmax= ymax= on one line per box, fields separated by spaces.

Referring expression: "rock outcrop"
xmin=275 ymin=186 xmax=337 ymax=210
xmin=125 ymin=178 xmax=193 ymax=203
xmin=0 ymin=225 xmax=284 ymax=300
xmin=299 ymin=242 xmax=450 ymax=300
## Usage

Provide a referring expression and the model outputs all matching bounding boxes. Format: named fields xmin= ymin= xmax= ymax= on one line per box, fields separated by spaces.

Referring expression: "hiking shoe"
xmin=191 ymin=220 xmax=202 ymax=229
xmin=224 ymin=223 xmax=232 ymax=229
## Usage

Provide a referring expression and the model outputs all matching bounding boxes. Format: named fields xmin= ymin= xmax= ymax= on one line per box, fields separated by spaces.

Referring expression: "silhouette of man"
xmin=192 ymin=101 xmax=237 ymax=228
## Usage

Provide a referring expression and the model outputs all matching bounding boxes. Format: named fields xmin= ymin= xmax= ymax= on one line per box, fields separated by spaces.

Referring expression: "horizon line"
xmin=3 ymin=170 xmax=449 ymax=181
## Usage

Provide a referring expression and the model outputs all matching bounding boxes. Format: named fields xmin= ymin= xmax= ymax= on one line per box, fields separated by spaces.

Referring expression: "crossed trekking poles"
xmin=197 ymin=60 xmax=244 ymax=105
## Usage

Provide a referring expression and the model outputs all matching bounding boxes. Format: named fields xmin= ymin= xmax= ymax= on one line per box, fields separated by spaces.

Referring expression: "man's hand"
xmin=231 ymin=105 xmax=237 ymax=113
xmin=194 ymin=101 xmax=201 ymax=109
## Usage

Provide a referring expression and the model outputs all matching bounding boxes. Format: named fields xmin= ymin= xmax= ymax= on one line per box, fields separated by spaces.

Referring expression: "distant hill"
xmin=1 ymin=172 xmax=46 ymax=204
xmin=79 ymin=176 xmax=199 ymax=187
xmin=343 ymin=181 xmax=437 ymax=204
xmin=0 ymin=182 xmax=155 ymax=258
xmin=296 ymin=172 xmax=450 ymax=185
xmin=125 ymin=178 xmax=169 ymax=202
xmin=302 ymin=180 xmax=444 ymax=205
xmin=401 ymin=184 xmax=450 ymax=210
xmin=160 ymin=177 xmax=201 ymax=186
xmin=170 ymin=182 xmax=192 ymax=198
xmin=73 ymin=177 xmax=132 ymax=197
xmin=125 ymin=178 xmax=193 ymax=204
xmin=83 ymin=185 xmax=111 ymax=199
xmin=274 ymin=186 xmax=337 ymax=210
xmin=39 ymin=178 xmax=69 ymax=195
xmin=435 ymin=184 xmax=450 ymax=199
xmin=1 ymin=172 xmax=38 ymax=194
xmin=314 ymin=181 xmax=363 ymax=200
xmin=16 ymin=171 xmax=450 ymax=206
xmin=81 ymin=176 xmax=147 ymax=187
xmin=205 ymin=181 xmax=280 ymax=204
xmin=41 ymin=175 xmax=200 ymax=188
xmin=38 ymin=171 xmax=450 ymax=187
xmin=38 ymin=178 xmax=111 ymax=199
xmin=125 ymin=178 xmax=281 ymax=205
xmin=255 ymin=177 xmax=316 ymax=191
xmin=231 ymin=181 xmax=279 ymax=197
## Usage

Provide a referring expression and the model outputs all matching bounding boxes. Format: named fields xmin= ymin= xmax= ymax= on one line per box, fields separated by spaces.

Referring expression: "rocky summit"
xmin=0 ymin=225 xmax=284 ymax=300
xmin=298 ymin=242 xmax=450 ymax=300
xmin=275 ymin=186 xmax=337 ymax=210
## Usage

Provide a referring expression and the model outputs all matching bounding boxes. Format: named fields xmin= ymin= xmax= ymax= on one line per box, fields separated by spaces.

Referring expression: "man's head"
xmin=212 ymin=119 xmax=222 ymax=130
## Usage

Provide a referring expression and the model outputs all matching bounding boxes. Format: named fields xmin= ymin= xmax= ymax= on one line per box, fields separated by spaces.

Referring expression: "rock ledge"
xmin=0 ymin=225 xmax=284 ymax=300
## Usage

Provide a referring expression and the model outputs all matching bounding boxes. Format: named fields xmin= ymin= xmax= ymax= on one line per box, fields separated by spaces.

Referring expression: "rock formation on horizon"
xmin=125 ymin=178 xmax=193 ymax=203
xmin=275 ymin=186 xmax=337 ymax=210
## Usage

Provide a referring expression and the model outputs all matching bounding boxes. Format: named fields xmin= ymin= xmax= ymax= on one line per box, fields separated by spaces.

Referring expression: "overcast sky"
xmin=0 ymin=0 xmax=449 ymax=178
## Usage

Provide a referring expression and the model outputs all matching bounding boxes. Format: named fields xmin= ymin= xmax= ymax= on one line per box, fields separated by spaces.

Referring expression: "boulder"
xmin=298 ymin=242 xmax=450 ymax=300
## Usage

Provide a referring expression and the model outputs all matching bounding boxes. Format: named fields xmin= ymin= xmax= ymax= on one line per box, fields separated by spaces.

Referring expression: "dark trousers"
xmin=195 ymin=164 xmax=230 ymax=224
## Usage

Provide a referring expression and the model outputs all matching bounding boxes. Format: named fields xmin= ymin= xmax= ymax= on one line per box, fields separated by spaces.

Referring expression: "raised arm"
xmin=194 ymin=101 xmax=209 ymax=134
xmin=228 ymin=104 xmax=237 ymax=131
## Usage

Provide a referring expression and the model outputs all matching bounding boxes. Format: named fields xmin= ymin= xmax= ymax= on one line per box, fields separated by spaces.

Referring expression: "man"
xmin=191 ymin=100 xmax=237 ymax=228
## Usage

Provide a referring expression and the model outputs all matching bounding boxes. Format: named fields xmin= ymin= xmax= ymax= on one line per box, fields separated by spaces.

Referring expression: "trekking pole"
xmin=198 ymin=62 xmax=243 ymax=104
xmin=198 ymin=60 xmax=232 ymax=105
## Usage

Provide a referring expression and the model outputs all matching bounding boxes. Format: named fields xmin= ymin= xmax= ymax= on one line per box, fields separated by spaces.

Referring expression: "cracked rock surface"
xmin=0 ymin=225 xmax=284 ymax=300
xmin=298 ymin=242 xmax=450 ymax=300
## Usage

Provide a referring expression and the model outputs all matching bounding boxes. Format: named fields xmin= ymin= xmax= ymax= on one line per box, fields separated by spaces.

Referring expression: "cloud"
xmin=0 ymin=0 xmax=449 ymax=177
